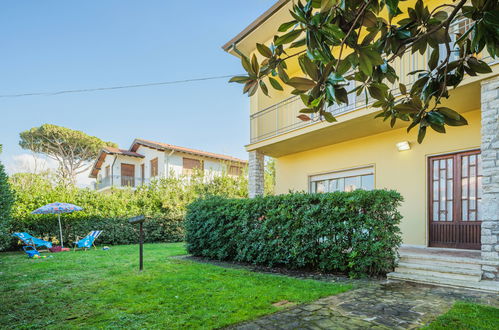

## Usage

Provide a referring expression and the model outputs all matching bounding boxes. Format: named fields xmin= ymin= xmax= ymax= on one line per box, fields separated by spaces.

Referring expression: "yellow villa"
xmin=224 ymin=0 xmax=499 ymax=290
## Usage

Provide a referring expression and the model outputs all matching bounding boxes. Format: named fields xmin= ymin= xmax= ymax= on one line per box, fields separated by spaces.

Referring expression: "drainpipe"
xmin=165 ymin=150 xmax=175 ymax=178
xmin=111 ymin=155 xmax=118 ymax=187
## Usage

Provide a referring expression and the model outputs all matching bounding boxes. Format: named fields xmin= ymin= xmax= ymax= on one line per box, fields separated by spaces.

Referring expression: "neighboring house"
xmin=224 ymin=0 xmax=499 ymax=290
xmin=89 ymin=139 xmax=247 ymax=192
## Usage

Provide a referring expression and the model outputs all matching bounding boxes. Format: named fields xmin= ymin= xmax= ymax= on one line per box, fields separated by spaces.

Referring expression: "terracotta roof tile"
xmin=132 ymin=139 xmax=248 ymax=164
xmin=103 ymin=147 xmax=144 ymax=158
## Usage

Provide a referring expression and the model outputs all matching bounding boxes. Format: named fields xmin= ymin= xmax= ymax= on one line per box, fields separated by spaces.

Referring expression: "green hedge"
xmin=9 ymin=215 xmax=184 ymax=247
xmin=185 ymin=190 xmax=403 ymax=277
xmin=3 ymin=171 xmax=250 ymax=251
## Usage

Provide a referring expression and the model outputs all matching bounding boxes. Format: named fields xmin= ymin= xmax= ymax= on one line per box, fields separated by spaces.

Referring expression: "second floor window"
xmin=228 ymin=165 xmax=242 ymax=176
xmin=310 ymin=166 xmax=374 ymax=193
xmin=183 ymin=157 xmax=202 ymax=175
xmin=150 ymin=158 xmax=158 ymax=177
xmin=105 ymin=165 xmax=110 ymax=177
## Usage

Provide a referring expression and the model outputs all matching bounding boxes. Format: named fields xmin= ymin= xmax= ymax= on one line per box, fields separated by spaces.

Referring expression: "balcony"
xmin=249 ymin=20 xmax=496 ymax=146
xmin=95 ymin=175 xmax=149 ymax=191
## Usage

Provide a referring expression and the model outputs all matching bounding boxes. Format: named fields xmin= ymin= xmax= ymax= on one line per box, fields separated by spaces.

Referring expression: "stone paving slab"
xmin=230 ymin=281 xmax=499 ymax=329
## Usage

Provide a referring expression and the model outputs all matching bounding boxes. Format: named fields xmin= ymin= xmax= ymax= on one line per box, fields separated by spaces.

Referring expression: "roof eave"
xmin=222 ymin=0 xmax=290 ymax=53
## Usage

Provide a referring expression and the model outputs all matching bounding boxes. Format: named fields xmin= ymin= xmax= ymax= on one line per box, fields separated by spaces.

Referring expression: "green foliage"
xmin=0 ymin=161 xmax=15 ymax=251
xmin=185 ymin=190 xmax=403 ymax=277
xmin=4 ymin=171 xmax=252 ymax=251
xmin=19 ymin=124 xmax=117 ymax=183
xmin=0 ymin=243 xmax=350 ymax=328
xmin=425 ymin=302 xmax=499 ymax=329
xmin=231 ymin=0 xmax=499 ymax=142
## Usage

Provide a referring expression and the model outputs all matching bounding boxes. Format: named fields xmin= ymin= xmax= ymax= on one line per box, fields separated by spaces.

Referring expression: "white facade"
xmin=91 ymin=141 xmax=246 ymax=192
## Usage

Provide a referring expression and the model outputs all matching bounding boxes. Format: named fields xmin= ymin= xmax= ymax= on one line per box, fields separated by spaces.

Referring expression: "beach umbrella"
xmin=31 ymin=202 xmax=83 ymax=248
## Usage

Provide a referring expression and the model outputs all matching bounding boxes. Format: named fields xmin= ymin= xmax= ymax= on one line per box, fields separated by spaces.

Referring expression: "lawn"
xmin=0 ymin=243 xmax=350 ymax=329
xmin=426 ymin=301 xmax=499 ymax=330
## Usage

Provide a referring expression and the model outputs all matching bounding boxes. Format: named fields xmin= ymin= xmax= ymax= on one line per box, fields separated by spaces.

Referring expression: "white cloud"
xmin=5 ymin=153 xmax=95 ymax=188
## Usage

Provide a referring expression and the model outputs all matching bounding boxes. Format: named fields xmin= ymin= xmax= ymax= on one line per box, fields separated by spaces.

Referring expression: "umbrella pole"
xmin=58 ymin=214 xmax=64 ymax=248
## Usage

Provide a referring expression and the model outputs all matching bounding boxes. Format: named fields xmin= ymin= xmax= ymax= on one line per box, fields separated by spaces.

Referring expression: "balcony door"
xmin=121 ymin=163 xmax=135 ymax=187
xmin=428 ymin=150 xmax=482 ymax=250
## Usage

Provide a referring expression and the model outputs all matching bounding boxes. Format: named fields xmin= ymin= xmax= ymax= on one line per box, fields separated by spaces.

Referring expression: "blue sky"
xmin=0 ymin=0 xmax=276 ymax=181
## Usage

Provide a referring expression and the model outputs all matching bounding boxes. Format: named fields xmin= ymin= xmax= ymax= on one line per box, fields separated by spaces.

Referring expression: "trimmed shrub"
xmin=4 ymin=171 xmax=250 ymax=251
xmin=0 ymin=161 xmax=15 ymax=250
xmin=185 ymin=190 xmax=403 ymax=277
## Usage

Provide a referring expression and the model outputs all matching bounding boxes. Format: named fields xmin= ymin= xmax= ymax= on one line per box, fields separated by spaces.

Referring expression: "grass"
xmin=426 ymin=302 xmax=499 ymax=330
xmin=0 ymin=243 xmax=350 ymax=329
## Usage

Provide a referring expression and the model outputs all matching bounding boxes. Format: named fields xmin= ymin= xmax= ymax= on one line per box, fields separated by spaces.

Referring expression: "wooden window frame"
xmin=428 ymin=149 xmax=481 ymax=224
xmin=228 ymin=165 xmax=242 ymax=176
xmin=120 ymin=163 xmax=135 ymax=187
xmin=182 ymin=157 xmax=203 ymax=175
xmin=427 ymin=149 xmax=482 ymax=250
xmin=150 ymin=158 xmax=158 ymax=177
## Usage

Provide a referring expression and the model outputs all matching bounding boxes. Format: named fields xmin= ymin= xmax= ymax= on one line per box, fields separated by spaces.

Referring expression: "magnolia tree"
xmin=231 ymin=0 xmax=499 ymax=142
xmin=19 ymin=124 xmax=117 ymax=184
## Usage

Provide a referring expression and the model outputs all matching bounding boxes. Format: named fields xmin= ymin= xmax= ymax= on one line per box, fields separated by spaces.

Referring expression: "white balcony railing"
xmin=95 ymin=175 xmax=149 ymax=190
xmin=249 ymin=19 xmax=495 ymax=144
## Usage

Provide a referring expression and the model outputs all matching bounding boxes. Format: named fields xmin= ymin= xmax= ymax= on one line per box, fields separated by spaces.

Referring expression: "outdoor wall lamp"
xmin=396 ymin=141 xmax=411 ymax=152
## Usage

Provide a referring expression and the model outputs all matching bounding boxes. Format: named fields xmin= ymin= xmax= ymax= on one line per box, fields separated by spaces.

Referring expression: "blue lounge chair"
xmin=12 ymin=232 xmax=53 ymax=249
xmin=74 ymin=230 xmax=103 ymax=250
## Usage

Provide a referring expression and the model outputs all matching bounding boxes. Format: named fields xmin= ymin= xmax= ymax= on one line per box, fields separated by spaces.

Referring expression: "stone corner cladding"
xmin=480 ymin=75 xmax=499 ymax=281
xmin=248 ymin=150 xmax=264 ymax=198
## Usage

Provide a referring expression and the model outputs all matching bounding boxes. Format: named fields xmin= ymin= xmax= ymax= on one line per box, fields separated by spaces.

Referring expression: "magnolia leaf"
xmin=241 ymin=56 xmax=253 ymax=76
xmin=428 ymin=47 xmax=439 ymax=71
xmin=467 ymin=58 xmax=492 ymax=73
xmin=299 ymin=108 xmax=316 ymax=113
xmin=256 ymin=43 xmax=273 ymax=58
xmin=399 ymin=83 xmax=407 ymax=95
xmin=229 ymin=76 xmax=251 ymax=84
xmin=430 ymin=123 xmax=446 ymax=133
xmin=436 ymin=107 xmax=460 ymax=120
xmin=278 ymin=20 xmax=297 ymax=32
xmin=259 ymin=80 xmax=269 ymax=96
xmin=323 ymin=111 xmax=337 ymax=123
xmin=417 ymin=126 xmax=427 ymax=144
xmin=297 ymin=114 xmax=312 ymax=121
xmin=251 ymin=54 xmax=260 ymax=76
xmin=268 ymin=77 xmax=284 ymax=91
xmin=299 ymin=55 xmax=319 ymax=81
xmin=286 ymin=77 xmax=316 ymax=91
xmin=275 ymin=30 xmax=302 ymax=46
xmin=394 ymin=103 xmax=419 ymax=113
xmin=386 ymin=0 xmax=401 ymax=19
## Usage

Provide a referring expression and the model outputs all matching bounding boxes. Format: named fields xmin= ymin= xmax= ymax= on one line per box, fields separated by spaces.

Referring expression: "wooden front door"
xmin=121 ymin=163 xmax=135 ymax=187
xmin=428 ymin=150 xmax=482 ymax=250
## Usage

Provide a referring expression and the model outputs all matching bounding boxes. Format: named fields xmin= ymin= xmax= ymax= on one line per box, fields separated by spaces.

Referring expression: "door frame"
xmin=427 ymin=148 xmax=481 ymax=250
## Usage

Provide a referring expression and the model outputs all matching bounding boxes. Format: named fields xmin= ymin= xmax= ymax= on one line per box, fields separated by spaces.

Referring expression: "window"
xmin=428 ymin=150 xmax=482 ymax=250
xmin=183 ymin=157 xmax=202 ymax=175
xmin=429 ymin=151 xmax=482 ymax=223
xmin=120 ymin=163 xmax=135 ymax=187
xmin=310 ymin=166 xmax=374 ymax=193
xmin=141 ymin=164 xmax=145 ymax=184
xmin=105 ymin=165 xmax=110 ymax=177
xmin=228 ymin=165 xmax=242 ymax=176
xmin=150 ymin=158 xmax=158 ymax=177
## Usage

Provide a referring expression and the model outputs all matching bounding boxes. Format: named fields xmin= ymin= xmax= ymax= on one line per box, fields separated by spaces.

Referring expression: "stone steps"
xmin=395 ymin=262 xmax=482 ymax=282
xmin=387 ymin=272 xmax=499 ymax=293
xmin=399 ymin=252 xmax=482 ymax=270
xmin=386 ymin=249 xmax=499 ymax=292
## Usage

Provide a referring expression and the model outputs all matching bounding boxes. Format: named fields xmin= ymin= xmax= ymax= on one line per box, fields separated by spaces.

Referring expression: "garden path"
xmin=231 ymin=280 xmax=499 ymax=329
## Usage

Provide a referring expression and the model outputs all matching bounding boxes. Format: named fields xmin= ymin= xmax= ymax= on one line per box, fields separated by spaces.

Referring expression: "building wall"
xmin=95 ymin=146 xmax=244 ymax=190
xmin=135 ymin=146 xmax=165 ymax=179
xmin=274 ymin=109 xmax=482 ymax=246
